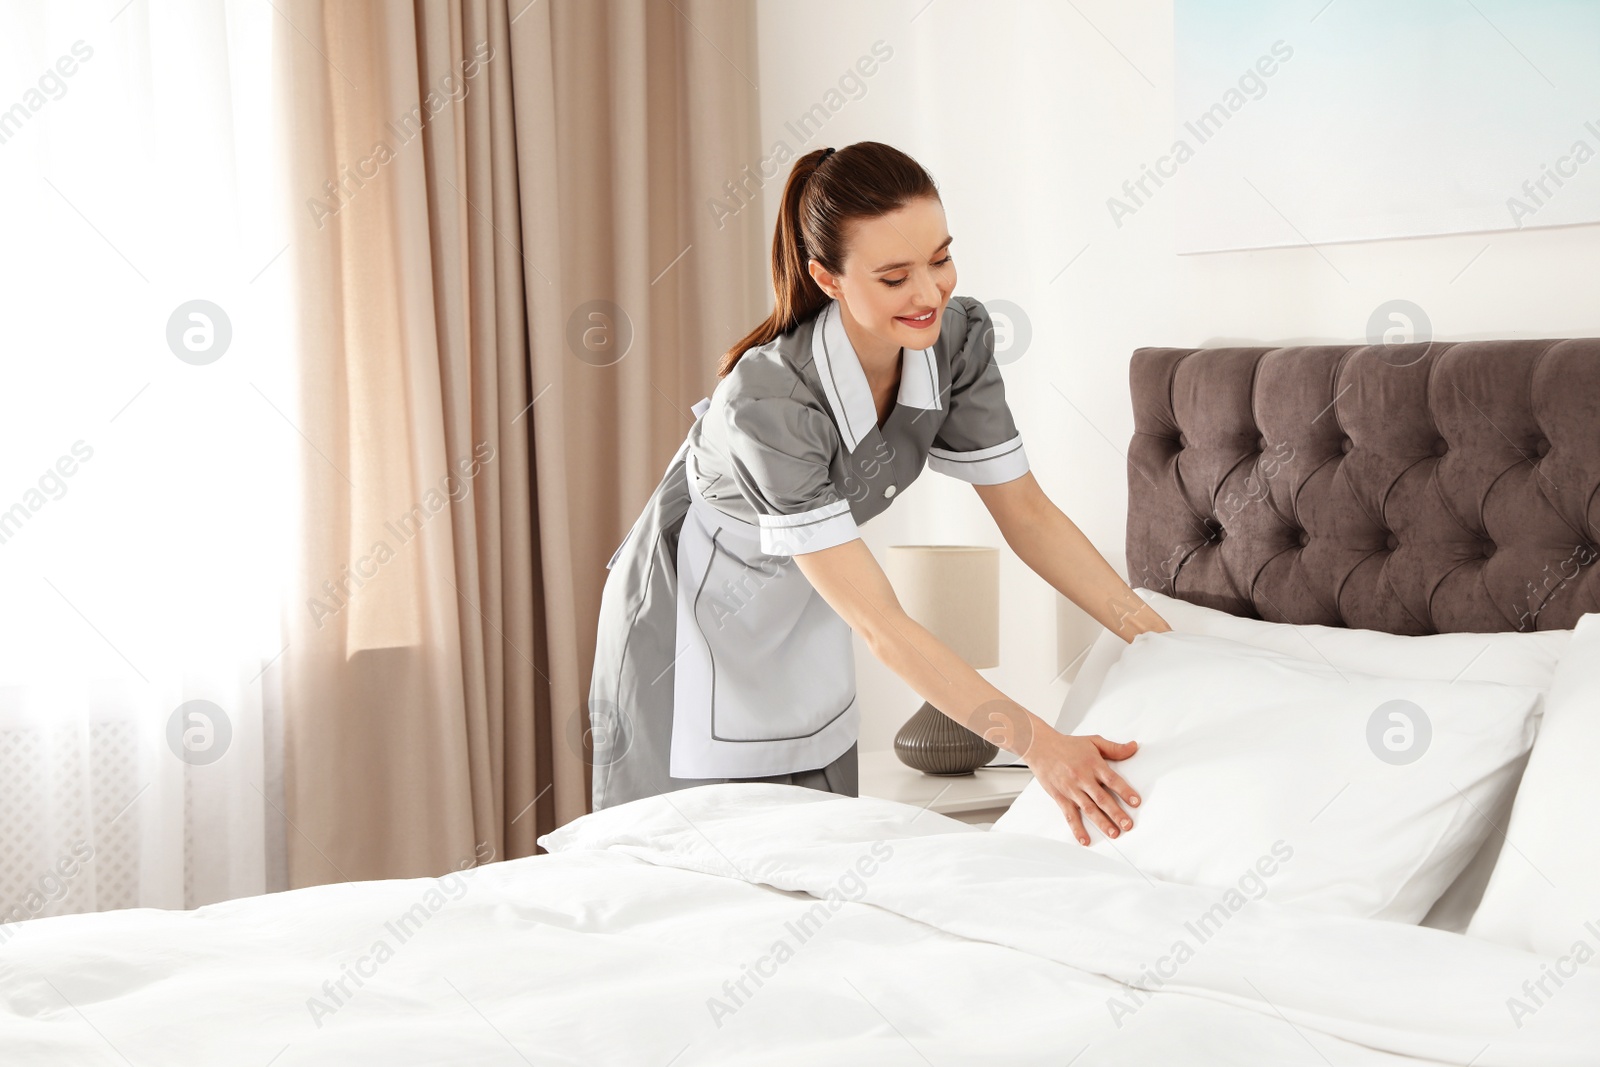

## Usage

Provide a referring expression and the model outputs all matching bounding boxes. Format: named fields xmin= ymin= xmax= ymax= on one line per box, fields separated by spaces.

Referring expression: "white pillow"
xmin=996 ymin=631 xmax=1543 ymax=922
xmin=1467 ymin=612 xmax=1600 ymax=956
xmin=1047 ymin=589 xmax=1570 ymax=932
xmin=1058 ymin=590 xmax=1569 ymax=735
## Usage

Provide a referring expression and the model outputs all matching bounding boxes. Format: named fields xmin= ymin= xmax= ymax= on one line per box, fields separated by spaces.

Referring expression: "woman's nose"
xmin=909 ymin=267 xmax=945 ymax=310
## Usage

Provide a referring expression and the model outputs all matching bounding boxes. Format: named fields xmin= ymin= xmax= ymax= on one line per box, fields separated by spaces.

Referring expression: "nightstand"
xmin=857 ymin=750 xmax=1035 ymax=827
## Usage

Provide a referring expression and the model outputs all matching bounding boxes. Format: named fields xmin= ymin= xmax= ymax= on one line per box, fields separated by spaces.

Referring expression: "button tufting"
xmin=1385 ymin=533 xmax=1399 ymax=551
xmin=1534 ymin=439 xmax=1551 ymax=458
xmin=1340 ymin=437 xmax=1353 ymax=454
xmin=1296 ymin=530 xmax=1310 ymax=548
xmin=1432 ymin=438 xmax=1448 ymax=457
xmin=883 ymin=484 xmax=897 ymax=499
xmin=1256 ymin=436 xmax=1268 ymax=452
xmin=1177 ymin=432 xmax=1188 ymax=449
xmin=1481 ymin=541 xmax=1495 ymax=559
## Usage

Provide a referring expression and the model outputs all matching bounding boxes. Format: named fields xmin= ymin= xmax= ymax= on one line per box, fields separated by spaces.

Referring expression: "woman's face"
xmin=808 ymin=195 xmax=956 ymax=356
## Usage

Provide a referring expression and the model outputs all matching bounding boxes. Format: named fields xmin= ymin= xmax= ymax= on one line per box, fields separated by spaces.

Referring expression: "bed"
xmin=3 ymin=338 xmax=1597 ymax=1065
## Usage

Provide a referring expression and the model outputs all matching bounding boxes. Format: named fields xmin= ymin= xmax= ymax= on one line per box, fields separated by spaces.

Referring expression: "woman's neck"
xmin=837 ymin=303 xmax=902 ymax=392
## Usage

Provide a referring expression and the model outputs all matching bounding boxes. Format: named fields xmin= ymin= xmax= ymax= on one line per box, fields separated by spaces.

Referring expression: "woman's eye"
xmin=883 ymin=257 xmax=952 ymax=288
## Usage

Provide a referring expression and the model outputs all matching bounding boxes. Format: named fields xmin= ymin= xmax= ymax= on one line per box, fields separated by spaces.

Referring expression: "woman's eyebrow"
xmin=871 ymin=234 xmax=954 ymax=273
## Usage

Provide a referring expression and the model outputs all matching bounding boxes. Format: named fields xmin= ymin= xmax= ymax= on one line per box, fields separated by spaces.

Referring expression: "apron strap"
xmin=684 ymin=448 xmax=764 ymax=549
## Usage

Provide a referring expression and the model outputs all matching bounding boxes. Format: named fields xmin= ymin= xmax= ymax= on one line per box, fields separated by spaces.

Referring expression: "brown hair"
xmin=718 ymin=141 xmax=940 ymax=378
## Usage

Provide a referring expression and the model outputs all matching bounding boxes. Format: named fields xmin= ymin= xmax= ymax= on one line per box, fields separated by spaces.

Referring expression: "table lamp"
xmin=884 ymin=545 xmax=1000 ymax=775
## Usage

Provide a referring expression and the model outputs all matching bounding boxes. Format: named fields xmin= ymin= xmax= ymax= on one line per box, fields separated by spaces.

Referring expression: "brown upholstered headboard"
xmin=1126 ymin=340 xmax=1600 ymax=634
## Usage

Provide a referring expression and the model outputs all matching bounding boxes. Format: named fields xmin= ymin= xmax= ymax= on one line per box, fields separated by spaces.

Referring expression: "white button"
xmin=883 ymin=484 xmax=897 ymax=498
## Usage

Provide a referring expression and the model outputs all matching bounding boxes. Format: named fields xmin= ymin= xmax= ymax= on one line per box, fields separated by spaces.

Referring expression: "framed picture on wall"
xmin=1166 ymin=0 xmax=1600 ymax=252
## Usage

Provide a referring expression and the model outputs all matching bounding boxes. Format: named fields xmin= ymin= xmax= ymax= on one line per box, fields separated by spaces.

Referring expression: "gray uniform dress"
xmin=587 ymin=294 xmax=1030 ymax=811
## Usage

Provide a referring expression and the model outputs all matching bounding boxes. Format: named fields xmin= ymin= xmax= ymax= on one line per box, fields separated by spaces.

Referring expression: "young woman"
xmin=587 ymin=141 xmax=1171 ymax=846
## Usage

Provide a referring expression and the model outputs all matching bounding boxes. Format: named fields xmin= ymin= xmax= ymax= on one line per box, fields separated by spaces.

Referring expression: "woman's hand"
xmin=785 ymin=540 xmax=1145 ymax=843
xmin=1022 ymin=725 xmax=1140 ymax=845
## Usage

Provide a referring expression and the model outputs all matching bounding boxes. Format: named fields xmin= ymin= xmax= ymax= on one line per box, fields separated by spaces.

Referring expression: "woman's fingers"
xmin=1091 ymin=734 xmax=1138 ymax=761
xmin=1084 ymin=780 xmax=1133 ymax=833
xmin=1089 ymin=734 xmax=1142 ymax=814
xmin=1042 ymin=733 xmax=1144 ymax=845
xmin=1053 ymin=790 xmax=1091 ymax=846
xmin=1101 ymin=767 xmax=1140 ymax=809
xmin=1051 ymin=779 xmax=1119 ymax=839
xmin=1072 ymin=786 xmax=1123 ymax=838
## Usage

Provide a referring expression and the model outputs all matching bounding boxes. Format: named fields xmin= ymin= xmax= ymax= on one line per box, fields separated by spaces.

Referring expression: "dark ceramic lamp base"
xmin=893 ymin=700 xmax=998 ymax=776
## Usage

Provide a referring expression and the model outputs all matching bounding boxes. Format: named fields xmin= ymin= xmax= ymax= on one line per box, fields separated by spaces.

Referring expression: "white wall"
xmin=753 ymin=0 xmax=1600 ymax=755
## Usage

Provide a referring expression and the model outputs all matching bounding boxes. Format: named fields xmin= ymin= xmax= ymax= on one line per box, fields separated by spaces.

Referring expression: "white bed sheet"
xmin=1 ymin=784 xmax=1594 ymax=1065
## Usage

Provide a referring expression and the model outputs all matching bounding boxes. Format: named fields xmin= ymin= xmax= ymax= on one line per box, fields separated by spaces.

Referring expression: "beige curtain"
xmin=278 ymin=0 xmax=765 ymax=887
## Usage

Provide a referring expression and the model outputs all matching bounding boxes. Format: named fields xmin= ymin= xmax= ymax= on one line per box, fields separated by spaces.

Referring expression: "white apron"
xmin=667 ymin=398 xmax=860 ymax=779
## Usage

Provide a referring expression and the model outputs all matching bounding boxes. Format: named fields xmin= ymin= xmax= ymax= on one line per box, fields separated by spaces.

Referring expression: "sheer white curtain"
xmin=0 ymin=0 xmax=291 ymax=919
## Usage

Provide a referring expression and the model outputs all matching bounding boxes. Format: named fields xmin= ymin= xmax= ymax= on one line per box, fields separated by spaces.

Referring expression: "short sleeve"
xmin=926 ymin=297 xmax=1031 ymax=485
xmin=724 ymin=395 xmax=861 ymax=557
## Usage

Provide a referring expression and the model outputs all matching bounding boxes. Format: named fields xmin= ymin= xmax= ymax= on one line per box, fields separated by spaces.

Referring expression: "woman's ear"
xmin=807 ymin=258 xmax=839 ymax=300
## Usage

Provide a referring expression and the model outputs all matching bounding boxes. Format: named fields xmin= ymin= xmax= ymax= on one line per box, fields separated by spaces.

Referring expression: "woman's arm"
xmin=973 ymin=471 xmax=1171 ymax=642
xmin=792 ymin=538 xmax=1142 ymax=845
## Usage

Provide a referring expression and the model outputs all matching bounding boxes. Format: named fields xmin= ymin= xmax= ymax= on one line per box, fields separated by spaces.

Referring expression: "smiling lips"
xmin=895 ymin=308 xmax=937 ymax=330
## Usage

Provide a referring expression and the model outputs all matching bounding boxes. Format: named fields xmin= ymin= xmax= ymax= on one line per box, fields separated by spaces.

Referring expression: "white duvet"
xmin=1 ymin=784 xmax=1595 ymax=1065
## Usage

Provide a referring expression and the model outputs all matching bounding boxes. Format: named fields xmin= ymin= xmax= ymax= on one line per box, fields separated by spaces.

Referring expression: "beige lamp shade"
xmin=885 ymin=545 xmax=999 ymax=669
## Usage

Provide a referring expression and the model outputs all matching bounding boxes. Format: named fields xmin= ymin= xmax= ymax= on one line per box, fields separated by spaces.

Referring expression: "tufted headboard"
xmin=1125 ymin=340 xmax=1600 ymax=634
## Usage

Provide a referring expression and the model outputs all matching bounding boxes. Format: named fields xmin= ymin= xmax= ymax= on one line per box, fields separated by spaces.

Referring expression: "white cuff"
xmin=927 ymin=435 xmax=1030 ymax=485
xmin=757 ymin=499 xmax=860 ymax=556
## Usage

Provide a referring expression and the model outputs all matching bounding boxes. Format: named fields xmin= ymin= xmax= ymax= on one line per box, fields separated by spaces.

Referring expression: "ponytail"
xmin=718 ymin=147 xmax=835 ymax=378
xmin=718 ymin=142 xmax=939 ymax=378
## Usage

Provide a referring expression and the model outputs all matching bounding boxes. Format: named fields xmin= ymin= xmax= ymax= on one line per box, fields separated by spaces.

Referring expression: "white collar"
xmin=810 ymin=299 xmax=942 ymax=453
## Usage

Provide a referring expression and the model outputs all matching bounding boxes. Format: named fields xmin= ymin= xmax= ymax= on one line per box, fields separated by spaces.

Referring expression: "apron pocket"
xmin=688 ymin=534 xmax=855 ymax=742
